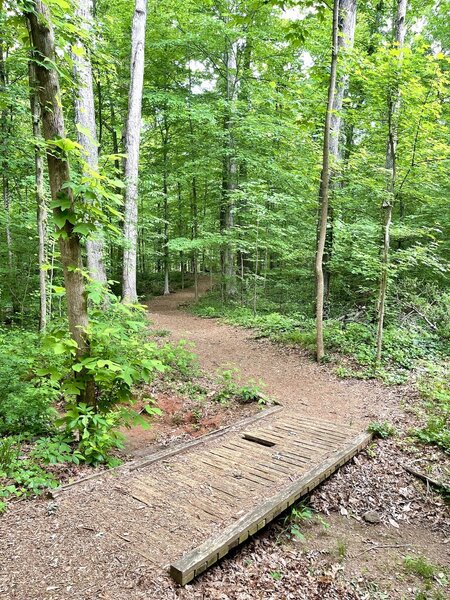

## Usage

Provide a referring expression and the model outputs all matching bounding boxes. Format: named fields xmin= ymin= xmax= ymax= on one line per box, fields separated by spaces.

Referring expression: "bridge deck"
xmin=123 ymin=411 xmax=370 ymax=585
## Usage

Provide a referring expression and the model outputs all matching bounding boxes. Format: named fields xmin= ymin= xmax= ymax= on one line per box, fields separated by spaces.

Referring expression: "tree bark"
xmin=25 ymin=1 xmax=92 ymax=404
xmin=315 ymin=0 xmax=340 ymax=362
xmin=122 ymin=0 xmax=147 ymax=303
xmin=162 ymin=127 xmax=170 ymax=296
xmin=73 ymin=0 xmax=108 ymax=286
xmin=375 ymin=0 xmax=407 ymax=363
xmin=0 ymin=33 xmax=17 ymax=315
xmin=28 ymin=51 xmax=47 ymax=331
xmin=323 ymin=0 xmax=357 ymax=304
xmin=221 ymin=38 xmax=238 ymax=298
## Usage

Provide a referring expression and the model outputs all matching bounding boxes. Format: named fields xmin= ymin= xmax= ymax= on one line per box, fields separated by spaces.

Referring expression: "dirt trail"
xmin=148 ymin=278 xmax=393 ymax=426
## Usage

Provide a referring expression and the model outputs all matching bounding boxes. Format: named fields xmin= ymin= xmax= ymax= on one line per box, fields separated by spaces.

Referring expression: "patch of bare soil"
xmin=148 ymin=279 xmax=396 ymax=427
xmin=120 ymin=375 xmax=260 ymax=458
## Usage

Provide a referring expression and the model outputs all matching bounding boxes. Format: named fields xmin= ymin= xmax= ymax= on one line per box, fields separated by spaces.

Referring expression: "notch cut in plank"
xmin=169 ymin=431 xmax=371 ymax=586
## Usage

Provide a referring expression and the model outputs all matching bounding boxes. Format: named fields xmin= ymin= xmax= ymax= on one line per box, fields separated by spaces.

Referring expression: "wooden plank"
xmin=280 ymin=419 xmax=350 ymax=441
xmin=287 ymin=415 xmax=359 ymax=434
xmin=129 ymin=405 xmax=282 ymax=471
xmin=275 ymin=422 xmax=345 ymax=445
xmin=169 ymin=431 xmax=371 ymax=585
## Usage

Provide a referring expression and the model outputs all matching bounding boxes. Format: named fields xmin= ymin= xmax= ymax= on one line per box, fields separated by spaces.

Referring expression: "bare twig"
xmin=403 ymin=464 xmax=449 ymax=492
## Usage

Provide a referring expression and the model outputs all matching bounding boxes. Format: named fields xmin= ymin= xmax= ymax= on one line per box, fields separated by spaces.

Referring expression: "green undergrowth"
xmin=192 ymin=291 xmax=450 ymax=454
xmin=0 ymin=291 xmax=200 ymax=511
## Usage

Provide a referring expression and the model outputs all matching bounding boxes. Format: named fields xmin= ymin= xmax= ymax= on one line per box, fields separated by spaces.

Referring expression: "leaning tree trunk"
xmin=122 ymin=0 xmax=147 ymax=303
xmin=25 ymin=1 xmax=94 ymax=404
xmin=375 ymin=0 xmax=407 ymax=363
xmin=323 ymin=0 xmax=357 ymax=302
xmin=315 ymin=0 xmax=340 ymax=362
xmin=28 ymin=52 xmax=47 ymax=331
xmin=73 ymin=0 xmax=108 ymax=286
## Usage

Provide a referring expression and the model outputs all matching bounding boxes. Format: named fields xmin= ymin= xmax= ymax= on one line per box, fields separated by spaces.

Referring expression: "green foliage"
xmin=0 ymin=329 xmax=60 ymax=436
xmin=30 ymin=436 xmax=83 ymax=465
xmin=282 ymin=502 xmax=330 ymax=544
xmin=40 ymin=295 xmax=168 ymax=409
xmin=214 ymin=368 xmax=265 ymax=405
xmin=415 ymin=365 xmax=450 ymax=453
xmin=368 ymin=421 xmax=397 ymax=439
xmin=58 ymin=403 xmax=123 ymax=466
xmin=404 ymin=555 xmax=438 ymax=580
xmin=0 ymin=437 xmax=59 ymax=509
xmin=193 ymin=291 xmax=446 ymax=381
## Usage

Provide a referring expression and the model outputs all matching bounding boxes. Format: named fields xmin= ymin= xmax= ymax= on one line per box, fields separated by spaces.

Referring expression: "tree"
xmin=122 ymin=0 xmax=148 ymax=303
xmin=25 ymin=0 xmax=93 ymax=402
xmin=375 ymin=0 xmax=407 ymax=362
xmin=315 ymin=0 xmax=340 ymax=362
xmin=27 ymin=44 xmax=47 ymax=330
xmin=73 ymin=0 xmax=108 ymax=286
xmin=323 ymin=0 xmax=357 ymax=302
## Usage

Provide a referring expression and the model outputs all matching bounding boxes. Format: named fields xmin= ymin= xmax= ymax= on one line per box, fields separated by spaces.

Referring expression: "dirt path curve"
xmin=148 ymin=278 xmax=392 ymax=426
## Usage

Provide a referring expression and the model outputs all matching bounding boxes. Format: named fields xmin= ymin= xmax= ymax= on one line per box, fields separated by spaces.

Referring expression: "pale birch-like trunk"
xmin=28 ymin=54 xmax=47 ymax=331
xmin=26 ymin=1 xmax=94 ymax=404
xmin=315 ymin=0 xmax=340 ymax=362
xmin=323 ymin=0 xmax=357 ymax=303
xmin=163 ymin=141 xmax=170 ymax=296
xmin=122 ymin=0 xmax=147 ymax=303
xmin=73 ymin=0 xmax=108 ymax=286
xmin=221 ymin=38 xmax=238 ymax=298
xmin=375 ymin=0 xmax=407 ymax=362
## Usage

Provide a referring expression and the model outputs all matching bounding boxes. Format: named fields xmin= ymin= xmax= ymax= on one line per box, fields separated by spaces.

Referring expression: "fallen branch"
xmin=402 ymin=464 xmax=449 ymax=492
xmin=359 ymin=543 xmax=411 ymax=556
xmin=405 ymin=304 xmax=437 ymax=331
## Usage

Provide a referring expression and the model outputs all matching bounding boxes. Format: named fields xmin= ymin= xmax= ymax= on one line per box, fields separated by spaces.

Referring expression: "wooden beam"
xmin=169 ymin=430 xmax=371 ymax=585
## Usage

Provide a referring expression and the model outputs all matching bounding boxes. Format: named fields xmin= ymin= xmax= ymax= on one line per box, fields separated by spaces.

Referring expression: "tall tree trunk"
xmin=323 ymin=0 xmax=357 ymax=302
xmin=73 ymin=0 xmax=108 ymax=286
xmin=122 ymin=0 xmax=147 ymax=303
xmin=0 ymin=33 xmax=16 ymax=314
xmin=25 ymin=1 xmax=93 ymax=403
xmin=162 ymin=135 xmax=170 ymax=296
xmin=375 ymin=0 xmax=407 ymax=362
xmin=221 ymin=39 xmax=238 ymax=298
xmin=315 ymin=0 xmax=340 ymax=362
xmin=28 ymin=52 xmax=47 ymax=331
xmin=191 ymin=176 xmax=199 ymax=300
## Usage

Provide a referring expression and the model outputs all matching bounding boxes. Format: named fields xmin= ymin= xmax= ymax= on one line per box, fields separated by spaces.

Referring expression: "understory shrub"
xmin=415 ymin=365 xmax=450 ymax=454
xmin=0 ymin=329 xmax=61 ymax=436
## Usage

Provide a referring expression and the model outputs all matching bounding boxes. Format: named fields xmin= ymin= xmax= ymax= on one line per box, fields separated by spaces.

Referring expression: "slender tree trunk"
xmin=177 ymin=182 xmax=185 ymax=288
xmin=163 ymin=143 xmax=170 ymax=296
xmin=221 ymin=40 xmax=238 ymax=298
xmin=0 ymin=34 xmax=16 ymax=314
xmin=375 ymin=0 xmax=407 ymax=363
xmin=323 ymin=0 xmax=357 ymax=302
xmin=73 ymin=0 xmax=108 ymax=286
xmin=25 ymin=1 xmax=94 ymax=403
xmin=28 ymin=53 xmax=47 ymax=331
xmin=122 ymin=0 xmax=147 ymax=303
xmin=192 ymin=176 xmax=199 ymax=300
xmin=315 ymin=0 xmax=340 ymax=362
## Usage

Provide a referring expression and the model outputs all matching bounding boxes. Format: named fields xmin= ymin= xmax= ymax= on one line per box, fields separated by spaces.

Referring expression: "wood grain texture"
xmin=170 ymin=430 xmax=371 ymax=585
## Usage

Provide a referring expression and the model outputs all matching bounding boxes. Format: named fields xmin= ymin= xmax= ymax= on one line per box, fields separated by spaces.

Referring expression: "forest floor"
xmin=0 ymin=280 xmax=448 ymax=600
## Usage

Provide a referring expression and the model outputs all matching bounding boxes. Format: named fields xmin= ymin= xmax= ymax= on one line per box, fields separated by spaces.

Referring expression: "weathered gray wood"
xmin=49 ymin=405 xmax=282 ymax=496
xmin=170 ymin=431 xmax=371 ymax=585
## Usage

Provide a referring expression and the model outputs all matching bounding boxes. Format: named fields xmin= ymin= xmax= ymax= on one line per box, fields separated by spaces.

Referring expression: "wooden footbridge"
xmin=54 ymin=407 xmax=371 ymax=586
